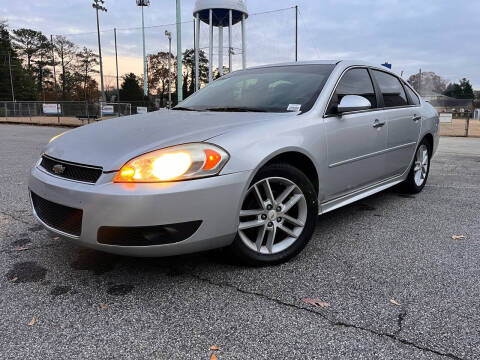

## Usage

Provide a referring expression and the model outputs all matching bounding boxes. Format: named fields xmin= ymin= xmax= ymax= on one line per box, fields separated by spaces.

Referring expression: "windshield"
xmin=175 ymin=64 xmax=335 ymax=113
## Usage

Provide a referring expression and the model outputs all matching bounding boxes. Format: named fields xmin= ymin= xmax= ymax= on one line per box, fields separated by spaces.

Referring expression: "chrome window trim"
xmin=322 ymin=65 xmax=376 ymax=118
xmin=323 ymin=65 xmax=420 ymax=118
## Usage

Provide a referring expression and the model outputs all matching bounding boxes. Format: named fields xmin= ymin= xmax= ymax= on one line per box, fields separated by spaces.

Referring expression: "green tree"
xmin=444 ymin=78 xmax=475 ymax=99
xmin=147 ymin=51 xmax=176 ymax=106
xmin=119 ymin=73 xmax=144 ymax=102
xmin=54 ymin=35 xmax=77 ymax=100
xmin=0 ymin=22 xmax=36 ymax=101
xmin=76 ymin=47 xmax=99 ymax=101
xmin=11 ymin=28 xmax=46 ymax=71
xmin=32 ymin=38 xmax=53 ymax=101
xmin=182 ymin=48 xmax=209 ymax=98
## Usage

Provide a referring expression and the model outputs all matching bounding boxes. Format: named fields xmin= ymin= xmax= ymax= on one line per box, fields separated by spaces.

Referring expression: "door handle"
xmin=373 ymin=119 xmax=386 ymax=128
xmin=412 ymin=115 xmax=422 ymax=122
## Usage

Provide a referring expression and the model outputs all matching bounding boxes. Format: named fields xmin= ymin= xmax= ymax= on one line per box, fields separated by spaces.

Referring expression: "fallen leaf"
xmin=100 ymin=304 xmax=108 ymax=310
xmin=28 ymin=317 xmax=36 ymax=326
xmin=9 ymin=277 xmax=18 ymax=283
xmin=210 ymin=354 xmax=218 ymax=360
xmin=390 ymin=299 xmax=401 ymax=306
xmin=15 ymin=247 xmax=29 ymax=251
xmin=210 ymin=346 xmax=219 ymax=351
xmin=451 ymin=235 xmax=465 ymax=240
xmin=302 ymin=298 xmax=329 ymax=308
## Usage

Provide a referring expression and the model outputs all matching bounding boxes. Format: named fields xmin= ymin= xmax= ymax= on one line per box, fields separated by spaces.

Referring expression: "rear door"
xmin=323 ymin=67 xmax=388 ymax=200
xmin=371 ymin=70 xmax=421 ymax=177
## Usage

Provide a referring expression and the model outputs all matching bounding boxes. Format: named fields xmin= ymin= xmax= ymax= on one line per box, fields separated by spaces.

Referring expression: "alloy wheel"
xmin=238 ymin=177 xmax=307 ymax=255
xmin=414 ymin=144 xmax=429 ymax=187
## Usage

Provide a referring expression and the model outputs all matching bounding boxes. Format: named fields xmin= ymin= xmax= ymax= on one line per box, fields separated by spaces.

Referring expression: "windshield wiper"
xmin=204 ymin=107 xmax=269 ymax=113
xmin=172 ymin=106 xmax=203 ymax=111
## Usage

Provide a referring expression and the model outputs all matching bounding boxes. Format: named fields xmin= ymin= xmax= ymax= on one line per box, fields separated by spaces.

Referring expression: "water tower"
xmin=193 ymin=0 xmax=248 ymax=89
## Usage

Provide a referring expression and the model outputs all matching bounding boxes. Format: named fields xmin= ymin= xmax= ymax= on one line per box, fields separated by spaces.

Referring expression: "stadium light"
xmin=137 ymin=0 xmax=150 ymax=97
xmin=92 ymin=0 xmax=107 ymax=102
xmin=165 ymin=30 xmax=172 ymax=108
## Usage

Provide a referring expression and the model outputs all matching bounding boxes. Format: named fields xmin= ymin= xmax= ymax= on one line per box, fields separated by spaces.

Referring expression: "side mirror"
xmin=337 ymin=95 xmax=371 ymax=114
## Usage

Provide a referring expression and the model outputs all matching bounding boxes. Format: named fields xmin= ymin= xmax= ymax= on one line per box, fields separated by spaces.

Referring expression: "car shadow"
xmin=56 ymin=185 xmax=411 ymax=281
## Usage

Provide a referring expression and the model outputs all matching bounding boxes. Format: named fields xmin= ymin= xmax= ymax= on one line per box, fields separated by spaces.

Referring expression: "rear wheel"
xmin=229 ymin=163 xmax=317 ymax=265
xmin=402 ymin=139 xmax=431 ymax=193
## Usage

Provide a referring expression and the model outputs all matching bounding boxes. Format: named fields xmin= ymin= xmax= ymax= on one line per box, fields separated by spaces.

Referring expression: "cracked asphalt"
xmin=1 ymin=124 xmax=479 ymax=360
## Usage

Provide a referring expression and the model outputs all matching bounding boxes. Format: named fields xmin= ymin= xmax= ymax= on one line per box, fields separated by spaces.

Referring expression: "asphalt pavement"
xmin=1 ymin=124 xmax=479 ymax=360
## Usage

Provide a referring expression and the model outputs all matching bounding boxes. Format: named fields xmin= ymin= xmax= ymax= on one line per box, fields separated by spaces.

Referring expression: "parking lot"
xmin=1 ymin=124 xmax=479 ymax=360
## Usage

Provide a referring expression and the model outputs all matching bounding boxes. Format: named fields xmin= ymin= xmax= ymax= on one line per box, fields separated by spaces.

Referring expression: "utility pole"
xmin=165 ymin=30 xmax=172 ymax=108
xmin=176 ymin=0 xmax=183 ymax=102
xmin=137 ymin=0 xmax=150 ymax=97
xmin=8 ymin=51 xmax=14 ymax=102
xmin=419 ymin=68 xmax=422 ymax=95
xmin=50 ymin=35 xmax=60 ymax=123
xmin=114 ymin=28 xmax=120 ymax=114
xmin=92 ymin=0 xmax=107 ymax=102
xmin=295 ymin=5 xmax=298 ymax=62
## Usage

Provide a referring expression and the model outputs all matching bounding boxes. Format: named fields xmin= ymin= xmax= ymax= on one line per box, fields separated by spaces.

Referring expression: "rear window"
xmin=405 ymin=84 xmax=421 ymax=105
xmin=372 ymin=70 xmax=408 ymax=108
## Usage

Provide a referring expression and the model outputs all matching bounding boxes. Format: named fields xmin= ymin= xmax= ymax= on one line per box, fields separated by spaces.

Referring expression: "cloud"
xmin=3 ymin=0 xmax=480 ymax=88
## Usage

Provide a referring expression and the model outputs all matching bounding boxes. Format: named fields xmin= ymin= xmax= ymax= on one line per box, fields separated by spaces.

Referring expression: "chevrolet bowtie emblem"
xmin=52 ymin=164 xmax=66 ymax=175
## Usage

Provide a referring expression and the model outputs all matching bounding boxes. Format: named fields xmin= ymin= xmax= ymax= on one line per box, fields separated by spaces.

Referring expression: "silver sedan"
xmin=29 ymin=60 xmax=439 ymax=265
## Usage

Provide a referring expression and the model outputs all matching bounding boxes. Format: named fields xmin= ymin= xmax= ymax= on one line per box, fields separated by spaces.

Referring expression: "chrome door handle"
xmin=413 ymin=115 xmax=421 ymax=122
xmin=373 ymin=119 xmax=386 ymax=128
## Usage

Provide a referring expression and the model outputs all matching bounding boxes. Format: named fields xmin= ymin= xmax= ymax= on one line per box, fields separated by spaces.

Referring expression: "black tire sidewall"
xmin=404 ymin=139 xmax=431 ymax=193
xmin=230 ymin=163 xmax=318 ymax=265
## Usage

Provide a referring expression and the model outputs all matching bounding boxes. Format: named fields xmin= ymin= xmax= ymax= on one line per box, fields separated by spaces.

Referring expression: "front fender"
xmin=210 ymin=117 xmax=327 ymax=201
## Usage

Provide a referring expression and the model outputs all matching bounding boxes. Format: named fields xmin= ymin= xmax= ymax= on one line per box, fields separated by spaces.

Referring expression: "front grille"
xmin=40 ymin=155 xmax=102 ymax=184
xmin=31 ymin=192 xmax=83 ymax=236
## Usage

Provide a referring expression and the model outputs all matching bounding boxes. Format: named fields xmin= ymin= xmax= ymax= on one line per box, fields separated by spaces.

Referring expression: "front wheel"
xmin=229 ymin=163 xmax=318 ymax=265
xmin=402 ymin=139 xmax=431 ymax=193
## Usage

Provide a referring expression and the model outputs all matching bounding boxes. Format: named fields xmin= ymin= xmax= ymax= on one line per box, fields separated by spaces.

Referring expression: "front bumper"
xmin=29 ymin=166 xmax=252 ymax=256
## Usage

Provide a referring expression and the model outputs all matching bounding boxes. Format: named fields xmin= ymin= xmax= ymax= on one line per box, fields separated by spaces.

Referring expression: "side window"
xmin=372 ymin=70 xmax=408 ymax=108
xmin=404 ymin=85 xmax=420 ymax=105
xmin=327 ymin=68 xmax=377 ymax=114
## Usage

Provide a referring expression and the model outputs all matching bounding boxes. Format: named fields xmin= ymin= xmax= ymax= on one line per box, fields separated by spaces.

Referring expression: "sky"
xmin=2 ymin=0 xmax=480 ymax=89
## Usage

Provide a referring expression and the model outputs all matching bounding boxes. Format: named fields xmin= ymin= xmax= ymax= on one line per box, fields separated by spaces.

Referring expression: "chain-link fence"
xmin=438 ymin=110 xmax=480 ymax=137
xmin=1 ymin=101 xmax=132 ymax=126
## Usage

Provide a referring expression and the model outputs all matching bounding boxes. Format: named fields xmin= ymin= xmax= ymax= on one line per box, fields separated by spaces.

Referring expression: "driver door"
xmin=323 ymin=68 xmax=388 ymax=200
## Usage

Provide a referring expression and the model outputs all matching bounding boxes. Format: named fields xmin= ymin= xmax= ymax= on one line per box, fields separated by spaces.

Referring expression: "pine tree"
xmin=0 ymin=22 xmax=36 ymax=101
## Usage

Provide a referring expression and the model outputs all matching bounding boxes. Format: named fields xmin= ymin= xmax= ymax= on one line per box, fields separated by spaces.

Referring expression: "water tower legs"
xmin=219 ymin=26 xmax=223 ymax=76
xmin=209 ymin=9 xmax=213 ymax=82
xmin=241 ymin=14 xmax=246 ymax=69
xmin=228 ymin=10 xmax=232 ymax=72
xmin=195 ymin=13 xmax=200 ymax=91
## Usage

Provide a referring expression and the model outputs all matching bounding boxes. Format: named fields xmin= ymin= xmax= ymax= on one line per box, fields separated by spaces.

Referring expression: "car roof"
xmin=247 ymin=60 xmax=401 ymax=77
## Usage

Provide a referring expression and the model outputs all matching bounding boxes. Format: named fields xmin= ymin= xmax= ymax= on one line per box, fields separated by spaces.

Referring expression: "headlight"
xmin=113 ymin=143 xmax=229 ymax=183
xmin=49 ymin=131 xmax=66 ymax=143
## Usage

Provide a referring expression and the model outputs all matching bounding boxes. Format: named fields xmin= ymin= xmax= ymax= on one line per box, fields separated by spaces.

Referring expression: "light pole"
xmin=137 ymin=0 xmax=150 ymax=97
xmin=165 ymin=30 xmax=172 ymax=109
xmin=92 ymin=0 xmax=107 ymax=102
xmin=176 ymin=0 xmax=183 ymax=102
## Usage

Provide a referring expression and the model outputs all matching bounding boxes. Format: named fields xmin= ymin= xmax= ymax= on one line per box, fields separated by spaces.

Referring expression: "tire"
xmin=229 ymin=163 xmax=318 ymax=266
xmin=401 ymin=138 xmax=431 ymax=193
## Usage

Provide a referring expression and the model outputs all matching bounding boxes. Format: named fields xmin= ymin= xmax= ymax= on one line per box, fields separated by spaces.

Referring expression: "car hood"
xmin=44 ymin=110 xmax=290 ymax=171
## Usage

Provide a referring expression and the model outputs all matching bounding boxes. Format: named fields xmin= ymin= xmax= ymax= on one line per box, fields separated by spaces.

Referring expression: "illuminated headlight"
xmin=113 ymin=143 xmax=229 ymax=183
